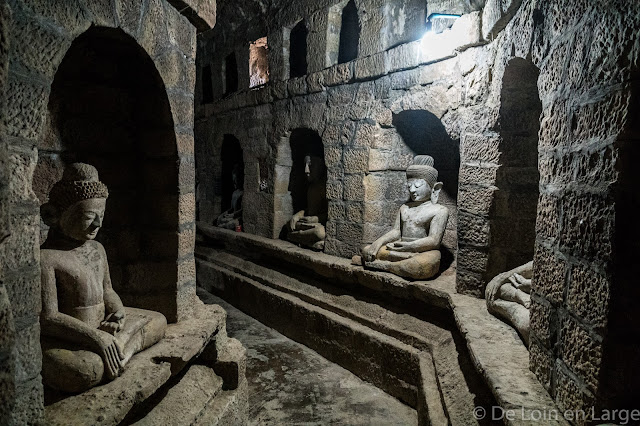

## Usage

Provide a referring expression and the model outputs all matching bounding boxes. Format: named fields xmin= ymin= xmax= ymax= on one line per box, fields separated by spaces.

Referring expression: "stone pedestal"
xmin=45 ymin=302 xmax=248 ymax=426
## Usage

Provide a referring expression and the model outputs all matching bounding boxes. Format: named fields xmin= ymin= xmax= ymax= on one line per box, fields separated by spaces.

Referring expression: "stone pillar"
xmin=269 ymin=27 xmax=287 ymax=81
xmin=306 ymin=8 xmax=329 ymax=74
xmin=0 ymin=1 xmax=17 ymax=422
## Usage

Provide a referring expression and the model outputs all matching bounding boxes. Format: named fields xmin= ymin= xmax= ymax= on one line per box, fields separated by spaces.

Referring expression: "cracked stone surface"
xmin=198 ymin=289 xmax=418 ymax=425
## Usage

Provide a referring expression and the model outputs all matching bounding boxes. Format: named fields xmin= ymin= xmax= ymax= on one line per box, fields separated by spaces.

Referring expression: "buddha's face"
xmin=407 ymin=178 xmax=431 ymax=202
xmin=59 ymin=198 xmax=106 ymax=241
xmin=304 ymin=155 xmax=325 ymax=183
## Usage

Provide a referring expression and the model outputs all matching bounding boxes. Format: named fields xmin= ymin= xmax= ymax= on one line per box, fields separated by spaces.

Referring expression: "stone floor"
xmin=198 ymin=289 xmax=418 ymax=426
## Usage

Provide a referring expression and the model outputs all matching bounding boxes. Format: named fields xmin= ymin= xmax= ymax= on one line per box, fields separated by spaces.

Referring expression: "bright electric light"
xmin=417 ymin=14 xmax=469 ymax=63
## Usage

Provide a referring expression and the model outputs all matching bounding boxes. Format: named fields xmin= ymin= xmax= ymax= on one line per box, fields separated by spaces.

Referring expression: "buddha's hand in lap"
xmin=100 ymin=310 xmax=125 ymax=335
xmin=386 ymin=241 xmax=415 ymax=252
xmin=93 ymin=330 xmax=125 ymax=380
xmin=298 ymin=216 xmax=318 ymax=224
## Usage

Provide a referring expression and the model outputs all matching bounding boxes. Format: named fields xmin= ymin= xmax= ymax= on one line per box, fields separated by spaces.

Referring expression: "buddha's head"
xmin=406 ymin=155 xmax=443 ymax=203
xmin=42 ymin=163 xmax=109 ymax=241
xmin=304 ymin=155 xmax=326 ymax=183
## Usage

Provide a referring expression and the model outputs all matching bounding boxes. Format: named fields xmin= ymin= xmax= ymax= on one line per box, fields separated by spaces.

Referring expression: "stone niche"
xmin=486 ymin=58 xmax=540 ymax=281
xmin=366 ymin=109 xmax=460 ymax=267
xmin=35 ymin=27 xmax=189 ymax=323
xmin=455 ymin=57 xmax=541 ymax=295
xmin=218 ymin=134 xmax=244 ymax=216
xmin=273 ymin=128 xmax=326 ymax=239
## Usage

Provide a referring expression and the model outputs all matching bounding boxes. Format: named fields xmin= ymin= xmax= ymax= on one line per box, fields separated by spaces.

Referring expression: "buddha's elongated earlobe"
xmin=431 ymin=182 xmax=443 ymax=204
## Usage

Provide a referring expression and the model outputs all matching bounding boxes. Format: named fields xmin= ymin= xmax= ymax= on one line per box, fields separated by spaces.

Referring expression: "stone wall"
xmin=0 ymin=0 xmax=17 ymax=423
xmin=524 ymin=1 xmax=640 ymax=418
xmin=0 ymin=0 xmax=202 ymax=422
xmin=195 ymin=0 xmax=640 ymax=421
xmin=195 ymin=0 xmax=473 ymax=258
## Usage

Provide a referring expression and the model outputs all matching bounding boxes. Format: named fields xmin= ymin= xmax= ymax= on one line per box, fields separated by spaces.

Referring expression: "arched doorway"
xmin=486 ymin=58 xmax=541 ymax=280
xmin=36 ymin=27 xmax=181 ymax=321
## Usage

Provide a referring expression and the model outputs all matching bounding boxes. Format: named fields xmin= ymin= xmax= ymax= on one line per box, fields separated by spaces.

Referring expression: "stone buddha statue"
xmin=485 ymin=261 xmax=533 ymax=346
xmin=216 ymin=163 xmax=244 ymax=230
xmin=353 ymin=155 xmax=449 ymax=280
xmin=286 ymin=154 xmax=328 ymax=251
xmin=39 ymin=163 xmax=167 ymax=393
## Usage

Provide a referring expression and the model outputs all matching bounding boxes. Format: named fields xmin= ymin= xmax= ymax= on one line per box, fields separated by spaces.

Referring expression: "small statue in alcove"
xmin=485 ymin=261 xmax=533 ymax=346
xmin=286 ymin=154 xmax=328 ymax=250
xmin=353 ymin=155 xmax=449 ymax=280
xmin=216 ymin=163 xmax=244 ymax=230
xmin=39 ymin=163 xmax=167 ymax=393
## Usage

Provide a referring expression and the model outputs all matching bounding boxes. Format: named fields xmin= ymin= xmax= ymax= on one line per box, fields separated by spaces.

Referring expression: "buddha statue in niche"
xmin=353 ymin=155 xmax=449 ymax=280
xmin=485 ymin=261 xmax=533 ymax=346
xmin=216 ymin=163 xmax=244 ymax=230
xmin=39 ymin=163 xmax=167 ymax=393
xmin=286 ymin=154 xmax=328 ymax=251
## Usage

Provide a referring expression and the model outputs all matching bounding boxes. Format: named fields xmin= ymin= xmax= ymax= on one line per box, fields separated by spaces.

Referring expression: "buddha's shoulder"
xmin=40 ymin=247 xmax=69 ymax=268
xmin=432 ymin=203 xmax=449 ymax=214
xmin=86 ymin=240 xmax=108 ymax=256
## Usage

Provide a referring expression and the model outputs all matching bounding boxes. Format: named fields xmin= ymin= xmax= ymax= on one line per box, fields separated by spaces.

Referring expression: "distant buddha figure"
xmin=216 ymin=163 xmax=244 ymax=230
xmin=286 ymin=154 xmax=328 ymax=251
xmin=39 ymin=163 xmax=167 ymax=393
xmin=353 ymin=155 xmax=449 ymax=280
xmin=485 ymin=261 xmax=533 ymax=346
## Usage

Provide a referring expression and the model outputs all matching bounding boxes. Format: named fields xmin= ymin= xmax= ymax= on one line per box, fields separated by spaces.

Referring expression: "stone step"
xmin=195 ymin=246 xmax=485 ymax=425
xmin=133 ymin=365 xmax=223 ymax=426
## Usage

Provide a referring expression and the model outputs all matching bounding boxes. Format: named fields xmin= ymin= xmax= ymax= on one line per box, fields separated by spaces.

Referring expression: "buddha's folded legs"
xmin=364 ymin=250 xmax=441 ymax=280
xmin=41 ymin=307 xmax=166 ymax=393
xmin=488 ymin=300 xmax=530 ymax=346
xmin=41 ymin=340 xmax=104 ymax=393
xmin=116 ymin=307 xmax=167 ymax=364
xmin=288 ymin=223 xmax=326 ymax=249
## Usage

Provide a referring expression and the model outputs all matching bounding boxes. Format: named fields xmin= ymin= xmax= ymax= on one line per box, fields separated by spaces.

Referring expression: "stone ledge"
xmin=197 ymin=223 xmax=569 ymax=425
xmin=198 ymin=52 xmax=464 ymax=118
xmin=45 ymin=302 xmax=226 ymax=426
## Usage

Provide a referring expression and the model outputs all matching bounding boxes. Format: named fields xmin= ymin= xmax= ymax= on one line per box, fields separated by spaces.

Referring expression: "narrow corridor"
xmin=198 ymin=289 xmax=418 ymax=425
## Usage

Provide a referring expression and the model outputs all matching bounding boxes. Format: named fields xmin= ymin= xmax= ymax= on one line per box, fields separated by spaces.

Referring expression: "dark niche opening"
xmin=288 ymin=128 xmax=325 ymax=214
xmin=487 ymin=58 xmax=541 ymax=279
xmin=220 ymin=135 xmax=243 ymax=212
xmin=338 ymin=0 xmax=360 ymax=64
xmin=201 ymin=64 xmax=214 ymax=104
xmin=224 ymin=52 xmax=238 ymax=94
xmin=40 ymin=27 xmax=180 ymax=319
xmin=289 ymin=20 xmax=308 ymax=78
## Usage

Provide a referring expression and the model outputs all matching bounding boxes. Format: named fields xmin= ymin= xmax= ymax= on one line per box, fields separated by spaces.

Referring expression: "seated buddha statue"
xmin=216 ymin=163 xmax=244 ymax=230
xmin=485 ymin=261 xmax=533 ymax=346
xmin=286 ymin=154 xmax=328 ymax=251
xmin=353 ymin=155 xmax=449 ymax=280
xmin=39 ymin=163 xmax=167 ymax=393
